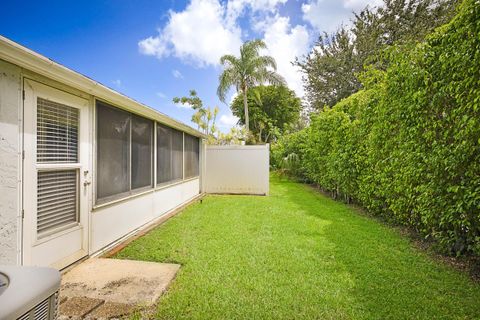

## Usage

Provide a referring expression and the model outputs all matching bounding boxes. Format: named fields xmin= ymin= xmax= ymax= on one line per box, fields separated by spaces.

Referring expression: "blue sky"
xmin=0 ymin=0 xmax=380 ymax=131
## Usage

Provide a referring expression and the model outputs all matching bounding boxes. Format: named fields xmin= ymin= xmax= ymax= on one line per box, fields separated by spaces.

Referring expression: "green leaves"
xmin=217 ymin=39 xmax=286 ymax=134
xmin=297 ymin=0 xmax=458 ymax=111
xmin=173 ymin=90 xmax=219 ymax=141
xmin=274 ymin=0 xmax=480 ymax=257
xmin=230 ymin=85 xmax=302 ymax=143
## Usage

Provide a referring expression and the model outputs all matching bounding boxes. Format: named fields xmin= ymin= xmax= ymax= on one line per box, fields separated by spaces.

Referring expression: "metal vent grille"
xmin=17 ymin=291 xmax=59 ymax=320
xmin=17 ymin=313 xmax=30 ymax=320
xmin=37 ymin=97 xmax=79 ymax=163
xmin=37 ymin=170 xmax=78 ymax=235
xmin=33 ymin=298 xmax=49 ymax=320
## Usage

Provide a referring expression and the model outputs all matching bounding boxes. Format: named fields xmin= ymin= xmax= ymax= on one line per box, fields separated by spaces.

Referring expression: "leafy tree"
xmin=297 ymin=0 xmax=458 ymax=110
xmin=231 ymin=85 xmax=301 ymax=143
xmin=356 ymin=0 xmax=458 ymax=47
xmin=216 ymin=127 xmax=247 ymax=145
xmin=217 ymin=39 xmax=286 ymax=135
xmin=173 ymin=90 xmax=219 ymax=142
xmin=296 ymin=27 xmax=360 ymax=110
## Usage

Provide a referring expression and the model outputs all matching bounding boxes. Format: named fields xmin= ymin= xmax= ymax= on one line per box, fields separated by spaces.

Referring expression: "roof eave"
xmin=0 ymin=36 xmax=206 ymax=139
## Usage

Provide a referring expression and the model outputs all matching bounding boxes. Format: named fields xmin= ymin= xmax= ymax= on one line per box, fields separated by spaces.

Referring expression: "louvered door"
xmin=23 ymin=79 xmax=90 ymax=270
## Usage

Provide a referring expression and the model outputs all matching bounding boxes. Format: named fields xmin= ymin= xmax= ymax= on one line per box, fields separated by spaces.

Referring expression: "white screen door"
xmin=23 ymin=79 xmax=90 ymax=269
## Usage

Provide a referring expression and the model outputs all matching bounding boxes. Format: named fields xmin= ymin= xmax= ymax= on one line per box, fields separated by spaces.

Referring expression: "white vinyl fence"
xmin=204 ymin=144 xmax=269 ymax=195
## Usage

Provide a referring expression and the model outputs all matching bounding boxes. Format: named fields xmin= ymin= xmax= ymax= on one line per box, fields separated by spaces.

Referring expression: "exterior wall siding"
xmin=0 ymin=52 xmax=204 ymax=268
xmin=90 ymin=178 xmax=200 ymax=253
xmin=0 ymin=60 xmax=21 ymax=264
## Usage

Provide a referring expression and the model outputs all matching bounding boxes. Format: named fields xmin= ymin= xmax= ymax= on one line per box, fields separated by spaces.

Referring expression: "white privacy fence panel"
xmin=204 ymin=144 xmax=269 ymax=195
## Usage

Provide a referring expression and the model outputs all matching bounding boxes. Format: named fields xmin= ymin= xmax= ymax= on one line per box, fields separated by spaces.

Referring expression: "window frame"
xmin=94 ymin=100 xmax=154 ymax=205
xmin=184 ymin=133 xmax=200 ymax=179
xmin=93 ymin=98 xmax=202 ymax=208
xmin=156 ymin=123 xmax=185 ymax=187
xmin=131 ymin=113 xmax=155 ymax=190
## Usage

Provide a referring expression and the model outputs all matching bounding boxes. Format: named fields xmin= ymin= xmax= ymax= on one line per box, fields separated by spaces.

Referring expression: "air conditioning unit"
xmin=0 ymin=266 xmax=61 ymax=320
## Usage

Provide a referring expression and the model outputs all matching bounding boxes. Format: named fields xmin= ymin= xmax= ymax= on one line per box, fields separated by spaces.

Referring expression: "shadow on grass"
xmin=117 ymin=174 xmax=480 ymax=320
xmin=279 ymin=175 xmax=480 ymax=319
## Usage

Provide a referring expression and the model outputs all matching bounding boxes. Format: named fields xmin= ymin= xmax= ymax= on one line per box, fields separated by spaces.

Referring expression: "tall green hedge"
xmin=272 ymin=0 xmax=480 ymax=256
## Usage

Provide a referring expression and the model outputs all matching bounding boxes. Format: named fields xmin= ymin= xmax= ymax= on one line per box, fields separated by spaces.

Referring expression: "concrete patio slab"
xmin=59 ymin=297 xmax=104 ymax=318
xmin=59 ymin=258 xmax=180 ymax=318
xmin=85 ymin=302 xmax=135 ymax=319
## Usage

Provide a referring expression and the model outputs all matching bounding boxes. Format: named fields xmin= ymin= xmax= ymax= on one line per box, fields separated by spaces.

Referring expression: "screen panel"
xmin=96 ymin=101 xmax=130 ymax=200
xmin=172 ymin=129 xmax=184 ymax=181
xmin=184 ymin=134 xmax=199 ymax=179
xmin=157 ymin=123 xmax=173 ymax=184
xmin=132 ymin=115 xmax=153 ymax=190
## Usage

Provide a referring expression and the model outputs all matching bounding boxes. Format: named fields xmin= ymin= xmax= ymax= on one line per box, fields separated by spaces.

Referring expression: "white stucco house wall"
xmin=0 ymin=36 xmax=207 ymax=269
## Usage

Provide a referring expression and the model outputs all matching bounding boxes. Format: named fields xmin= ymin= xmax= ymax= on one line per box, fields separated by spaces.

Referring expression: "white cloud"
xmin=139 ymin=0 xmax=242 ymax=67
xmin=257 ymin=15 xmax=310 ymax=97
xmin=139 ymin=0 xmax=293 ymax=67
xmin=112 ymin=79 xmax=122 ymax=87
xmin=174 ymin=101 xmax=193 ymax=109
xmin=140 ymin=0 xmax=311 ymax=99
xmin=172 ymin=69 xmax=183 ymax=79
xmin=235 ymin=0 xmax=287 ymax=11
xmin=226 ymin=0 xmax=287 ymax=22
xmin=301 ymin=1 xmax=350 ymax=33
xmin=343 ymin=0 xmax=382 ymax=11
xmin=156 ymin=91 xmax=167 ymax=99
xmin=302 ymin=0 xmax=382 ymax=33
xmin=219 ymin=113 xmax=239 ymax=127
xmin=138 ymin=36 xmax=168 ymax=56
xmin=229 ymin=92 xmax=238 ymax=105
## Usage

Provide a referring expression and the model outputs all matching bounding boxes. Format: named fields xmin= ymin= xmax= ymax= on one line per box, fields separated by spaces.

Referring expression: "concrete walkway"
xmin=59 ymin=258 xmax=180 ymax=319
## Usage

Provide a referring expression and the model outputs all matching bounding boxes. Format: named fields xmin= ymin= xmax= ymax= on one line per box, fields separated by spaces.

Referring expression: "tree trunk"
xmin=243 ymin=87 xmax=249 ymax=133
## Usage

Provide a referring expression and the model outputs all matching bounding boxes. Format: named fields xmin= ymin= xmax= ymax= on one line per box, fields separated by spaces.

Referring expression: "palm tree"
xmin=217 ymin=39 xmax=286 ymax=134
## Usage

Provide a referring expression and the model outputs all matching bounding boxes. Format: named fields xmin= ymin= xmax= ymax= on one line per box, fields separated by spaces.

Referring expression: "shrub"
xmin=273 ymin=0 xmax=480 ymax=256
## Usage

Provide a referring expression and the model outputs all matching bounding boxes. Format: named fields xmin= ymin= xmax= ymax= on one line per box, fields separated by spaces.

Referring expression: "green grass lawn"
xmin=116 ymin=175 xmax=480 ymax=319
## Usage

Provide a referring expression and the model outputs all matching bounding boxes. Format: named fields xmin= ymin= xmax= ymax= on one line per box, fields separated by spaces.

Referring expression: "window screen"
xmin=172 ymin=129 xmax=183 ymax=181
xmin=157 ymin=124 xmax=183 ymax=184
xmin=96 ymin=100 xmax=197 ymax=202
xmin=157 ymin=124 xmax=172 ymax=184
xmin=184 ymin=134 xmax=199 ymax=178
xmin=96 ymin=101 xmax=153 ymax=203
xmin=131 ymin=115 xmax=153 ymax=189
xmin=97 ymin=102 xmax=130 ymax=200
